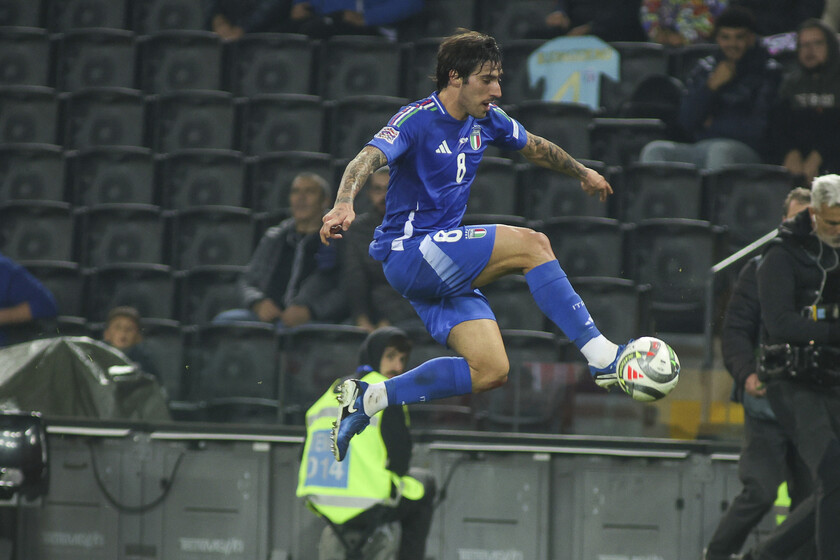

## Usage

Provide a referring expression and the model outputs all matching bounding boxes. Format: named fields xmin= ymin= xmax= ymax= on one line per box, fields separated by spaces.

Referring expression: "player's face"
xmin=716 ymin=27 xmax=754 ymax=62
xmin=289 ymin=177 xmax=327 ymax=223
xmin=459 ymin=62 xmax=502 ymax=119
xmin=811 ymin=203 xmax=840 ymax=248
xmin=379 ymin=346 xmax=408 ymax=378
xmin=798 ymin=28 xmax=828 ymax=70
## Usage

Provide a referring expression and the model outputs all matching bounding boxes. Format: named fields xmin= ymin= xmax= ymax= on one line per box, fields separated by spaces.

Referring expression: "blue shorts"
xmin=382 ymin=225 xmax=497 ymax=346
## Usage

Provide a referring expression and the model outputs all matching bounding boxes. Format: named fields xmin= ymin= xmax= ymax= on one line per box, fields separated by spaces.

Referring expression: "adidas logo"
xmin=435 ymin=140 xmax=452 ymax=154
xmin=625 ymin=366 xmax=644 ymax=380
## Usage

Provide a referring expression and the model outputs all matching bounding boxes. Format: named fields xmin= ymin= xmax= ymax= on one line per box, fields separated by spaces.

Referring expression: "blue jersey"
xmin=366 ymin=92 xmax=528 ymax=261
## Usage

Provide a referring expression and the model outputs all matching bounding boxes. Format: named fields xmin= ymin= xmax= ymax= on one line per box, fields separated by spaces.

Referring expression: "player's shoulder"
xmin=388 ymin=95 xmax=442 ymax=130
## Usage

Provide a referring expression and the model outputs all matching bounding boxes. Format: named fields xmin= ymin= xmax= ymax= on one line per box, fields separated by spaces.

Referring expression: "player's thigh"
xmin=473 ymin=224 xmax=554 ymax=287
xmin=447 ymin=318 xmax=509 ymax=391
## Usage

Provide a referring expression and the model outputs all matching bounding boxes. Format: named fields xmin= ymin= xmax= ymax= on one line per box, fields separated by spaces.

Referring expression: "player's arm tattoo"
xmin=335 ymin=146 xmax=388 ymax=205
xmin=520 ymin=132 xmax=587 ymax=179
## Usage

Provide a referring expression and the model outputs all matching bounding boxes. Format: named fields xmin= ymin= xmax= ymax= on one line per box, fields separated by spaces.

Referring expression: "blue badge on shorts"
xmin=304 ymin=430 xmax=349 ymax=488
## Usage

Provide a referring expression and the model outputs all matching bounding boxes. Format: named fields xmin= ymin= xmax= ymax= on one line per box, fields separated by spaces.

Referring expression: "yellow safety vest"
xmin=296 ymin=371 xmax=424 ymax=524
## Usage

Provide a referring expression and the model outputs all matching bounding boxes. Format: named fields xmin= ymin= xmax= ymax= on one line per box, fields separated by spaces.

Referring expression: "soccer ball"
xmin=617 ymin=337 xmax=680 ymax=402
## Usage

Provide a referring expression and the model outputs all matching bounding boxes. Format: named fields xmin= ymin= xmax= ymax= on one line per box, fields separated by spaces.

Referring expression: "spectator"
xmin=702 ymin=188 xmax=814 ymax=560
xmin=731 ymin=0 xmax=824 ymax=36
xmin=342 ymin=166 xmax=423 ymax=333
xmin=640 ymin=6 xmax=782 ymax=169
xmin=541 ymin=0 xmax=647 ymax=42
xmin=773 ymin=18 xmax=840 ymax=185
xmin=640 ymin=0 xmax=728 ymax=46
xmin=208 ymin=0 xmax=295 ymax=40
xmin=297 ymin=326 xmax=436 ymax=560
xmin=213 ymin=172 xmax=346 ymax=329
xmin=290 ymin=0 xmax=425 ymax=40
xmin=102 ymin=306 xmax=159 ymax=381
xmin=0 ymin=254 xmax=57 ymax=348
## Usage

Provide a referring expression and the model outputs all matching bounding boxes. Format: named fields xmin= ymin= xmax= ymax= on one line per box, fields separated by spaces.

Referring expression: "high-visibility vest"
xmin=296 ymin=371 xmax=423 ymax=524
xmin=774 ymin=481 xmax=791 ymax=525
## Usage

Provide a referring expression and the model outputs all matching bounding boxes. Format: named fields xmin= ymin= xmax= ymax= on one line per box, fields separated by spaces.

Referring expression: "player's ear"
xmin=448 ymin=69 xmax=461 ymax=88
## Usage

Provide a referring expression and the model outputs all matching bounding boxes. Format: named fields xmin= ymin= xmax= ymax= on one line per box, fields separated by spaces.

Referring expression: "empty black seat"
xmin=481 ymin=275 xmax=546 ymax=332
xmin=0 ymin=27 xmax=50 ymax=86
xmin=599 ymin=42 xmax=669 ymax=115
xmin=0 ymin=85 xmax=58 ymax=144
xmin=157 ymin=149 xmax=245 ymax=210
xmin=18 ymin=259 xmax=83 ymax=319
xmin=138 ymin=30 xmax=223 ymax=93
xmin=403 ymin=37 xmax=440 ymax=101
xmin=83 ymin=262 xmax=176 ymax=322
xmin=328 ymin=95 xmax=408 ymax=159
xmin=620 ymin=162 xmax=703 ymax=223
xmin=536 ymin=217 xmax=626 ymax=278
xmin=62 ymin=87 xmax=146 ymax=149
xmin=45 ymin=0 xmax=128 ymax=32
xmin=67 ymin=146 xmax=156 ymax=205
xmin=134 ymin=318 xmax=186 ymax=400
xmin=0 ymin=200 xmax=74 ymax=262
xmin=0 ymin=143 xmax=66 ymax=204
xmin=177 ymin=264 xmax=244 ymax=326
xmin=149 ymin=89 xmax=235 ymax=152
xmin=54 ymin=29 xmax=136 ymax=92
xmin=590 ymin=117 xmax=669 ymax=169
xmin=0 ymin=0 xmax=44 ymax=26
xmin=468 ymin=157 xmax=518 ymax=215
xmin=479 ymin=0 xmax=558 ymax=44
xmin=567 ymin=276 xmax=651 ymax=346
xmin=318 ymin=36 xmax=402 ymax=100
xmin=514 ymin=101 xmax=592 ymax=160
xmin=518 ymin=159 xmax=610 ymax=220
xmin=497 ymin=39 xmax=547 ymax=103
xmin=245 ymin=151 xmax=333 ymax=213
xmin=131 ymin=0 xmax=207 ymax=34
xmin=77 ymin=203 xmax=165 ymax=267
xmin=170 ymin=206 xmax=254 ymax=270
xmin=225 ymin=33 xmax=315 ymax=96
xmin=238 ymin=94 xmax=325 ymax=155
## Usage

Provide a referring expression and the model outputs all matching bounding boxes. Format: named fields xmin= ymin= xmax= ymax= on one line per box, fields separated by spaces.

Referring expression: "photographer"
xmin=749 ymin=175 xmax=840 ymax=560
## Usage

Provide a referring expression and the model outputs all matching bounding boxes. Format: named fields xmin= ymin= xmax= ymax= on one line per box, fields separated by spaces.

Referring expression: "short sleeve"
xmin=487 ymin=105 xmax=528 ymax=151
xmin=367 ymin=116 xmax=414 ymax=164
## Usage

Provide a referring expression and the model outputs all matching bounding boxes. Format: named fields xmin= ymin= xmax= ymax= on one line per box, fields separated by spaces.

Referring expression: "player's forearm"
xmin=335 ymin=146 xmax=387 ymax=206
xmin=521 ymin=133 xmax=587 ymax=179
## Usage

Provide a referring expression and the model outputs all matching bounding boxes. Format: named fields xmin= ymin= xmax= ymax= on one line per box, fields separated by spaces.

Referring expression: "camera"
xmin=801 ymin=304 xmax=840 ymax=322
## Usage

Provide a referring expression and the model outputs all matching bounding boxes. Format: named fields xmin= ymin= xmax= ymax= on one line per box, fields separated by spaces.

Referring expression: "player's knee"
xmin=524 ymin=229 xmax=554 ymax=262
xmin=470 ymin=357 xmax=509 ymax=392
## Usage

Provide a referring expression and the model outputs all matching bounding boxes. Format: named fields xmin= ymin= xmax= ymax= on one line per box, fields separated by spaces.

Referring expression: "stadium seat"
xmin=627 ymin=218 xmax=725 ymax=333
xmin=280 ymin=324 xmax=369 ymax=425
xmin=599 ymin=42 xmax=669 ymax=115
xmin=177 ymin=264 xmax=245 ymax=326
xmin=518 ymin=159 xmax=610 ymax=220
xmin=403 ymin=37 xmax=440 ymax=101
xmin=83 ymin=262 xmax=176 ymax=322
xmin=472 ymin=329 xmax=571 ymax=433
xmin=190 ymin=322 xmax=281 ymax=424
xmin=479 ymin=0 xmax=558 ymax=44
xmin=497 ymin=39 xmax=546 ymax=103
xmin=45 ymin=0 xmax=128 ymax=32
xmin=467 ymin=156 xmax=518 ymax=215
xmin=328 ymin=95 xmax=407 ymax=159
xmin=417 ymin=0 xmax=477 ymax=39
xmin=170 ymin=206 xmax=254 ymax=270
xmin=67 ymin=146 xmax=156 ymax=205
xmin=138 ymin=30 xmax=222 ymax=94
xmin=135 ymin=318 xmax=186 ymax=401
xmin=618 ymin=74 xmax=684 ymax=133
xmin=536 ymin=216 xmax=626 ymax=278
xmin=54 ymin=29 xmax=136 ymax=92
xmin=590 ymin=117 xmax=669 ymax=169
xmin=77 ymin=203 xmax=165 ymax=267
xmin=18 ymin=259 xmax=83 ymax=319
xmin=238 ymin=93 xmax=325 ymax=155
xmin=0 ymin=143 xmax=66 ymax=204
xmin=0 ymin=85 xmax=58 ymax=144
xmin=619 ymin=162 xmax=703 ymax=223
xmin=669 ymin=43 xmax=717 ymax=84
xmin=157 ymin=149 xmax=245 ymax=210
xmin=0 ymin=0 xmax=43 ymax=26
xmin=481 ymin=275 xmax=546 ymax=332
xmin=566 ymin=276 xmax=652 ymax=347
xmin=131 ymin=0 xmax=207 ymax=34
xmin=149 ymin=90 xmax=235 ymax=152
xmin=318 ymin=36 xmax=402 ymax=100
xmin=0 ymin=200 xmax=74 ymax=262
xmin=245 ymin=151 xmax=332 ymax=213
xmin=513 ymin=101 xmax=592 ymax=160
xmin=704 ymin=164 xmax=795 ymax=250
xmin=0 ymin=27 xmax=50 ymax=86
xmin=62 ymin=87 xmax=146 ymax=149
xmin=224 ymin=33 xmax=315 ymax=97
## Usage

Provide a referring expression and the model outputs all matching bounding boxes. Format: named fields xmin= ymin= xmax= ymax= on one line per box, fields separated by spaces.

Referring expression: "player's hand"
xmin=320 ymin=204 xmax=355 ymax=245
xmin=580 ymin=168 xmax=613 ymax=202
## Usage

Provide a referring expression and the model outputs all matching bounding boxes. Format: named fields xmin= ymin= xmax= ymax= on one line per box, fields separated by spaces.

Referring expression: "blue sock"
xmin=525 ymin=260 xmax=601 ymax=349
xmin=384 ymin=357 xmax=473 ymax=405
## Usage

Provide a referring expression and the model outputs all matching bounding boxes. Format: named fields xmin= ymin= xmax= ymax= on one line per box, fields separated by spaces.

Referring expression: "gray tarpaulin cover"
xmin=0 ymin=336 xmax=170 ymax=421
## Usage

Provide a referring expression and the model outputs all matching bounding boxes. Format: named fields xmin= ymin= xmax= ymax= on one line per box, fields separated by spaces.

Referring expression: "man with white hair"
xmin=747 ymin=174 xmax=840 ymax=559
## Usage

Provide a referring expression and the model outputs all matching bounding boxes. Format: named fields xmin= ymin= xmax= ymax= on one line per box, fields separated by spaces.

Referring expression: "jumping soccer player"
xmin=321 ymin=29 xmax=630 ymax=461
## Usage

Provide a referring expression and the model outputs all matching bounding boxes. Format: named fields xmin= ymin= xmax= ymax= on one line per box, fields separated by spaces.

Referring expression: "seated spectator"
xmin=640 ymin=0 xmax=728 ymax=46
xmin=731 ymin=0 xmax=824 ymax=36
xmin=102 ymin=306 xmax=159 ymax=380
xmin=541 ymin=0 xmax=647 ymax=42
xmin=342 ymin=167 xmax=423 ymax=332
xmin=213 ymin=172 xmax=346 ymax=329
xmin=208 ymin=0 xmax=296 ymax=40
xmin=0 ymin=253 xmax=57 ymax=348
xmin=640 ymin=6 xmax=782 ymax=170
xmin=290 ymin=0 xmax=425 ymax=40
xmin=773 ymin=18 xmax=840 ymax=185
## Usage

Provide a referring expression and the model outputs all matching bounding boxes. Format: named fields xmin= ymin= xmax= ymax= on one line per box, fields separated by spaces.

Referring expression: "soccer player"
xmin=321 ymin=30 xmax=629 ymax=461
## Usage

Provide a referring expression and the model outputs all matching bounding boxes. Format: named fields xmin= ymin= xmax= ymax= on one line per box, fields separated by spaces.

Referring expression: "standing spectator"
xmin=213 ymin=172 xmax=346 ymax=329
xmin=541 ymin=0 xmax=647 ymax=41
xmin=102 ymin=306 xmax=159 ymax=381
xmin=640 ymin=0 xmax=729 ymax=46
xmin=342 ymin=166 xmax=422 ymax=333
xmin=640 ymin=6 xmax=782 ymax=169
xmin=773 ymin=19 xmax=840 ymax=185
xmin=0 ymin=254 xmax=57 ymax=347
xmin=731 ymin=0 xmax=824 ymax=36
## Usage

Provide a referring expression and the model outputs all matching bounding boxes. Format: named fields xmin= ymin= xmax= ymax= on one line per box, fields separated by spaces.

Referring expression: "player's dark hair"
xmin=714 ymin=6 xmax=757 ymax=35
xmin=435 ymin=29 xmax=502 ymax=91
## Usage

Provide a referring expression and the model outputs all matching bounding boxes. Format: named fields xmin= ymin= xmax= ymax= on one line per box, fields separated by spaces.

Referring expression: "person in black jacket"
xmin=213 ymin=172 xmax=347 ymax=328
xmin=703 ymin=188 xmax=813 ymax=560
xmin=743 ymin=174 xmax=840 ymax=560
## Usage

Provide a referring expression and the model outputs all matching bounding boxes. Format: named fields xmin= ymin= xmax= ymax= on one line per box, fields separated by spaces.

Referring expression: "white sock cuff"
xmin=581 ymin=335 xmax=619 ymax=368
xmin=363 ymin=382 xmax=388 ymax=416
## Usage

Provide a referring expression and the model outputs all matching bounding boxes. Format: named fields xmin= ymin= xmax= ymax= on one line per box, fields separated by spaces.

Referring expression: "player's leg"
xmin=475 ymin=224 xmax=624 ymax=382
